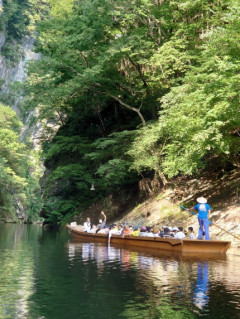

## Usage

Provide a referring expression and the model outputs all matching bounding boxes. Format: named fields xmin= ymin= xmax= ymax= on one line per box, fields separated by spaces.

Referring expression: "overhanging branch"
xmin=93 ymin=82 xmax=146 ymax=126
xmin=104 ymin=92 xmax=146 ymax=126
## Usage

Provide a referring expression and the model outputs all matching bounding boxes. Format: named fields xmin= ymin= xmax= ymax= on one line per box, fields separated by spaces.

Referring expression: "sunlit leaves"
xmin=0 ymin=104 xmax=42 ymax=220
xmin=23 ymin=0 xmax=240 ymax=222
xmin=129 ymin=1 xmax=240 ymax=178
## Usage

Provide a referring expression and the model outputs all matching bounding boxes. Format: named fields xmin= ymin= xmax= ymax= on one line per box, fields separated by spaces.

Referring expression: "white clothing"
xmin=109 ymin=228 xmax=119 ymax=235
xmin=98 ymin=228 xmax=107 ymax=234
xmin=189 ymin=232 xmax=196 ymax=239
xmin=84 ymin=222 xmax=91 ymax=232
xmin=145 ymin=232 xmax=154 ymax=237
xmin=138 ymin=232 xmax=147 ymax=237
xmin=175 ymin=231 xmax=186 ymax=239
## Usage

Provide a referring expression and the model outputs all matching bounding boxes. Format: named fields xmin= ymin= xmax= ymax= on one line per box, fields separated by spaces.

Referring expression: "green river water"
xmin=0 ymin=223 xmax=239 ymax=319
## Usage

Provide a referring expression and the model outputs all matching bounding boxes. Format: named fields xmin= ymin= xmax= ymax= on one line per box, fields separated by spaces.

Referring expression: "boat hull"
xmin=66 ymin=225 xmax=231 ymax=256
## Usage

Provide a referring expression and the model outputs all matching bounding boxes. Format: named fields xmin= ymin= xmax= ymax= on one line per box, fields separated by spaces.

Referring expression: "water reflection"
xmin=66 ymin=239 xmax=240 ymax=318
xmin=193 ymin=262 xmax=209 ymax=310
xmin=0 ymin=225 xmax=240 ymax=319
xmin=0 ymin=224 xmax=41 ymax=319
xmin=68 ymin=241 xmax=166 ymax=271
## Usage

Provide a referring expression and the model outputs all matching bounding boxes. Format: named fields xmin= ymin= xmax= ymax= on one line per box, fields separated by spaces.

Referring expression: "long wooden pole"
xmin=180 ymin=205 xmax=240 ymax=241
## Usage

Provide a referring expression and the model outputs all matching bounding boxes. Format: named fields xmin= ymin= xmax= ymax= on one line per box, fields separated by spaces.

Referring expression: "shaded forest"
xmin=0 ymin=0 xmax=239 ymax=223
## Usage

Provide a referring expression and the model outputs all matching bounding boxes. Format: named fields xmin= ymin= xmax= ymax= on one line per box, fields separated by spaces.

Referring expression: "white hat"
xmin=168 ymin=226 xmax=173 ymax=231
xmin=173 ymin=227 xmax=178 ymax=231
xmin=197 ymin=197 xmax=207 ymax=204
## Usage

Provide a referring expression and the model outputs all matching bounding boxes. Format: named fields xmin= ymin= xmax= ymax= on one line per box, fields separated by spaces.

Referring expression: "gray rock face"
xmin=0 ymin=35 xmax=42 ymax=148
xmin=0 ymin=2 xmax=45 ymax=221
xmin=0 ymin=32 xmax=5 ymax=49
xmin=0 ymin=36 xmax=40 ymax=101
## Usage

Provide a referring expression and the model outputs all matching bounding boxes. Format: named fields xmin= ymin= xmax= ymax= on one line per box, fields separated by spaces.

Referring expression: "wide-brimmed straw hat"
xmin=197 ymin=197 xmax=207 ymax=204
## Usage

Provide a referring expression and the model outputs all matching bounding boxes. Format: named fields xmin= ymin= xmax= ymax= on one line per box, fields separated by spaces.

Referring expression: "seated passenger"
xmin=89 ymin=225 xmax=97 ymax=233
xmin=160 ymin=226 xmax=167 ymax=237
xmin=153 ymin=227 xmax=160 ymax=237
xmin=168 ymin=226 xmax=174 ymax=236
xmin=144 ymin=227 xmax=154 ymax=237
xmin=108 ymin=224 xmax=119 ymax=235
xmin=98 ymin=226 xmax=109 ymax=234
xmin=145 ymin=232 xmax=154 ymax=238
xmin=175 ymin=226 xmax=186 ymax=239
xmin=139 ymin=226 xmax=147 ymax=237
xmin=162 ymin=227 xmax=174 ymax=238
xmin=96 ymin=211 xmax=107 ymax=233
xmin=172 ymin=227 xmax=178 ymax=237
xmin=97 ymin=229 xmax=106 ymax=234
xmin=122 ymin=225 xmax=132 ymax=235
xmin=83 ymin=217 xmax=91 ymax=232
xmin=108 ymin=227 xmax=116 ymax=238
xmin=105 ymin=226 xmax=110 ymax=234
xmin=115 ymin=225 xmax=123 ymax=235
xmin=188 ymin=226 xmax=196 ymax=239
xmin=131 ymin=226 xmax=141 ymax=236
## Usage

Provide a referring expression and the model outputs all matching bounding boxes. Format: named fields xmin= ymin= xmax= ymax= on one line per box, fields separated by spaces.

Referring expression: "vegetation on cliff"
xmin=0 ymin=0 xmax=47 ymax=221
xmin=21 ymin=0 xmax=240 ymax=224
xmin=0 ymin=0 xmax=49 ymax=63
xmin=0 ymin=104 xmax=41 ymax=221
xmin=1 ymin=0 xmax=239 ymax=224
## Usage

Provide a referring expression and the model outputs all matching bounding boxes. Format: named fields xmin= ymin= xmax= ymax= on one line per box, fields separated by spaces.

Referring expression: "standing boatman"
xmin=194 ymin=197 xmax=211 ymax=240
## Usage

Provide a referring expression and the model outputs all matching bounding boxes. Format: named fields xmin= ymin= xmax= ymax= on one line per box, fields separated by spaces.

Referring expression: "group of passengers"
xmin=83 ymin=211 xmax=196 ymax=239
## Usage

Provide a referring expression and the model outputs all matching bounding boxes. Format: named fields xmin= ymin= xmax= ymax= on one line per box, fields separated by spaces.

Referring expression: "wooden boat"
xmin=66 ymin=225 xmax=231 ymax=256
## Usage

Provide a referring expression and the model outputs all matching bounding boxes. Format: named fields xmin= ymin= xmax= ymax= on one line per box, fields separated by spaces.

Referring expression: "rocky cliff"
xmin=0 ymin=35 xmax=42 ymax=145
xmin=0 ymin=2 xmax=43 ymax=221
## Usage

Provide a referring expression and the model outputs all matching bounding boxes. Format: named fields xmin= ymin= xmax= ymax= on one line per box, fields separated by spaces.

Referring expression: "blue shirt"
xmin=194 ymin=203 xmax=211 ymax=219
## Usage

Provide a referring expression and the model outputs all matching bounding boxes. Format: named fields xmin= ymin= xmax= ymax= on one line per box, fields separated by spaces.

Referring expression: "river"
xmin=0 ymin=224 xmax=239 ymax=319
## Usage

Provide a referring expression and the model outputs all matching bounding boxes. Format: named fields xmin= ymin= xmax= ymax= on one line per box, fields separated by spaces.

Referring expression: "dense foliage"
xmin=0 ymin=104 xmax=41 ymax=221
xmin=0 ymin=0 xmax=49 ymax=62
xmin=22 ymin=0 xmax=240 ymax=223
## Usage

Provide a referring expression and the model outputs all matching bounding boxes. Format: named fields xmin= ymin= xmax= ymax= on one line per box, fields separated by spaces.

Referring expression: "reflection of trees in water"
xmin=66 ymin=241 xmax=240 ymax=318
xmin=0 ymin=224 xmax=26 ymax=248
xmin=0 ymin=224 xmax=43 ymax=319
xmin=207 ymin=282 xmax=240 ymax=319
xmin=1 ymin=226 xmax=239 ymax=319
xmin=67 ymin=242 xmax=196 ymax=318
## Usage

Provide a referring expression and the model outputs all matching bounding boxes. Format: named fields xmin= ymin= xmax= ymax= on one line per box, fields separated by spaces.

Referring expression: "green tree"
xmin=23 ymin=0 xmax=239 ymax=223
xmin=130 ymin=1 xmax=240 ymax=178
xmin=0 ymin=104 xmax=41 ymax=221
xmin=0 ymin=0 xmax=49 ymax=62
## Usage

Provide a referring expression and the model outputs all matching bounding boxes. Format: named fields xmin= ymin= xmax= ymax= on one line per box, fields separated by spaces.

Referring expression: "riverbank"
xmin=115 ymin=171 xmax=240 ymax=250
xmin=76 ymin=171 xmax=240 ymax=250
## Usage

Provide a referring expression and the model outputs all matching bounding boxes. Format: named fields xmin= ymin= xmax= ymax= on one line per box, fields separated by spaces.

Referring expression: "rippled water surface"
xmin=0 ymin=224 xmax=240 ymax=319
